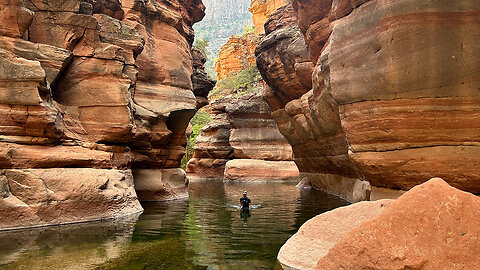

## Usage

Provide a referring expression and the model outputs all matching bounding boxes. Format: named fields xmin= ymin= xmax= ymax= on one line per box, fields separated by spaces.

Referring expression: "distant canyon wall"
xmin=0 ymin=0 xmax=211 ymax=230
xmin=213 ymin=0 xmax=291 ymax=82
xmin=256 ymin=0 xmax=480 ymax=202
xmin=186 ymin=94 xmax=299 ymax=181
xmin=250 ymin=0 xmax=291 ymax=35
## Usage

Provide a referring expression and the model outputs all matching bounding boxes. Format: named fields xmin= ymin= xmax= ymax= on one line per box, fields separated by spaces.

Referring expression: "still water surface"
xmin=0 ymin=180 xmax=348 ymax=270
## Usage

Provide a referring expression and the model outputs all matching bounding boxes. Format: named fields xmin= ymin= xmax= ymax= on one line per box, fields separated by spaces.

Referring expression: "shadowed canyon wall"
xmin=0 ymin=0 xmax=210 ymax=230
xmin=256 ymin=0 xmax=480 ymax=202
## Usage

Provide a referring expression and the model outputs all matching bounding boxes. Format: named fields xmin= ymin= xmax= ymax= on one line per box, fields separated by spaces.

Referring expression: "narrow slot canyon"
xmin=0 ymin=0 xmax=479 ymax=269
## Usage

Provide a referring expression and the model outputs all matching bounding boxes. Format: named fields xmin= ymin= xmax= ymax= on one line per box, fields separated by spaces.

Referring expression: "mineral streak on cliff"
xmin=0 ymin=0 xmax=211 ymax=230
xmin=256 ymin=0 xmax=480 ymax=202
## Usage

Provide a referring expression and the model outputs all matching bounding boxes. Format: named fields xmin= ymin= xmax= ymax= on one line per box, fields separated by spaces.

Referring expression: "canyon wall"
xmin=0 ymin=0 xmax=209 ymax=230
xmin=213 ymin=33 xmax=260 ymax=82
xmin=249 ymin=0 xmax=291 ymax=35
xmin=256 ymin=0 xmax=480 ymax=201
xmin=187 ymin=94 xmax=299 ymax=181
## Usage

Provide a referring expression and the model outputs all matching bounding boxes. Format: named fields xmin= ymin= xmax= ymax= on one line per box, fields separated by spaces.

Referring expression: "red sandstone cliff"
xmin=250 ymin=0 xmax=291 ymax=35
xmin=256 ymin=0 xmax=480 ymax=202
xmin=0 ymin=0 xmax=210 ymax=230
xmin=213 ymin=32 xmax=260 ymax=82
xmin=186 ymin=94 xmax=299 ymax=181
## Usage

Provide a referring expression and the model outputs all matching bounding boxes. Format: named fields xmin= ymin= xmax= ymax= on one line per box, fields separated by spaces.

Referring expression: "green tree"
xmin=194 ymin=37 xmax=210 ymax=56
xmin=181 ymin=110 xmax=212 ymax=170
xmin=242 ymin=25 xmax=255 ymax=35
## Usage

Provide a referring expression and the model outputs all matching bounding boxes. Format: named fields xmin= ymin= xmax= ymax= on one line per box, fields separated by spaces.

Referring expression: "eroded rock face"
xmin=0 ymin=168 xmax=141 ymax=230
xmin=192 ymin=47 xmax=216 ymax=109
xmin=186 ymin=98 xmax=235 ymax=179
xmin=213 ymin=33 xmax=260 ymax=82
xmin=0 ymin=0 xmax=207 ymax=230
xmin=316 ymin=178 xmax=480 ymax=269
xmin=187 ymin=94 xmax=299 ymax=181
xmin=279 ymin=178 xmax=480 ymax=269
xmin=256 ymin=0 xmax=480 ymax=201
xmin=249 ymin=0 xmax=291 ymax=35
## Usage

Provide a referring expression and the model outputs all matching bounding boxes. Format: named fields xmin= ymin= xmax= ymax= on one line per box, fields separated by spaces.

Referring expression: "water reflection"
xmin=240 ymin=209 xmax=251 ymax=226
xmin=0 ymin=213 xmax=141 ymax=270
xmin=0 ymin=180 xmax=348 ymax=270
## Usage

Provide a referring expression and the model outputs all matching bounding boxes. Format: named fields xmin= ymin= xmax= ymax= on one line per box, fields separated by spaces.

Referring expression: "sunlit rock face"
xmin=249 ymin=0 xmax=291 ymax=35
xmin=0 ymin=0 xmax=208 ymax=229
xmin=187 ymin=94 xmax=299 ymax=181
xmin=256 ymin=0 xmax=480 ymax=201
xmin=213 ymin=33 xmax=260 ymax=82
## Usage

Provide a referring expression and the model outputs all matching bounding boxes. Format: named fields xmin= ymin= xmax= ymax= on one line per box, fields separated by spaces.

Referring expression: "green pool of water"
xmin=0 ymin=180 xmax=348 ymax=270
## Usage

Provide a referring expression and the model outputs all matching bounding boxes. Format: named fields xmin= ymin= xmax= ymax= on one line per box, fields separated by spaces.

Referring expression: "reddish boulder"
xmin=316 ymin=178 xmax=480 ymax=269
xmin=278 ymin=199 xmax=393 ymax=269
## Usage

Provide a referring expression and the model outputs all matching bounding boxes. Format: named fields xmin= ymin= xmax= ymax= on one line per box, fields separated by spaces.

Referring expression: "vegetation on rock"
xmin=181 ymin=110 xmax=212 ymax=170
xmin=208 ymin=65 xmax=262 ymax=100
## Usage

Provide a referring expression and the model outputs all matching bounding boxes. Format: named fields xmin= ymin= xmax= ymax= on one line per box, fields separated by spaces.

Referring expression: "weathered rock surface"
xmin=278 ymin=178 xmax=480 ymax=269
xmin=186 ymin=98 xmax=235 ymax=179
xmin=0 ymin=168 xmax=141 ymax=230
xmin=249 ymin=0 xmax=291 ymax=35
xmin=315 ymin=178 xmax=480 ymax=269
xmin=226 ymin=94 xmax=293 ymax=161
xmin=213 ymin=33 xmax=260 ymax=82
xmin=187 ymin=94 xmax=299 ymax=181
xmin=256 ymin=0 xmax=480 ymax=200
xmin=0 ymin=0 xmax=208 ymax=230
xmin=278 ymin=199 xmax=393 ymax=270
xmin=192 ymin=46 xmax=216 ymax=109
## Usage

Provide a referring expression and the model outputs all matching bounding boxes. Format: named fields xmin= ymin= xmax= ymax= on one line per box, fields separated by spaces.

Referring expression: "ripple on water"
xmin=0 ymin=180 xmax=349 ymax=270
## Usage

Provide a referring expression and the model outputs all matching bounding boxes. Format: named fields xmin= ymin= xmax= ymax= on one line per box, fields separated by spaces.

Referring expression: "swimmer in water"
xmin=239 ymin=191 xmax=251 ymax=210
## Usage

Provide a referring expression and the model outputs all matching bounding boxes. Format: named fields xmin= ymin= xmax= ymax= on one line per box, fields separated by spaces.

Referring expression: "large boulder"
xmin=316 ymin=178 xmax=480 ymax=269
xmin=278 ymin=178 xmax=480 ymax=269
xmin=0 ymin=168 xmax=141 ymax=230
xmin=278 ymin=199 xmax=393 ymax=269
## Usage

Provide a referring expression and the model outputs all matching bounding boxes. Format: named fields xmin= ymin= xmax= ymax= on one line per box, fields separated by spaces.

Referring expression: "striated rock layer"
xmin=0 ymin=0 xmax=209 ymax=230
xmin=256 ymin=0 xmax=480 ymax=201
xmin=278 ymin=178 xmax=480 ymax=270
xmin=213 ymin=32 xmax=260 ymax=82
xmin=187 ymin=94 xmax=299 ymax=181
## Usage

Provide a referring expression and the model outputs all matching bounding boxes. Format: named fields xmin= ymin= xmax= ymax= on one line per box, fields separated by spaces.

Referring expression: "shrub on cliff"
xmin=208 ymin=64 xmax=262 ymax=99
xmin=181 ymin=110 xmax=212 ymax=170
